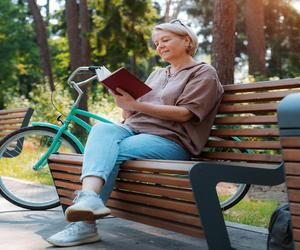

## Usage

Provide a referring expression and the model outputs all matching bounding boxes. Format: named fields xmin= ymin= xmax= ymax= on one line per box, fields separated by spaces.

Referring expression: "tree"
xmin=79 ymin=0 xmax=91 ymax=67
xmin=65 ymin=0 xmax=90 ymax=125
xmin=212 ymin=0 xmax=237 ymax=84
xmin=245 ymin=0 xmax=266 ymax=76
xmin=0 ymin=0 xmax=42 ymax=109
xmin=28 ymin=0 xmax=55 ymax=91
xmin=90 ymin=0 xmax=157 ymax=78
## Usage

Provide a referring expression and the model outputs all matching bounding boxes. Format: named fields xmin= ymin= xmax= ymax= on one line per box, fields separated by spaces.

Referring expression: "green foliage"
xmin=0 ymin=0 xmax=43 ymax=109
xmin=89 ymin=0 xmax=158 ymax=79
xmin=188 ymin=0 xmax=300 ymax=78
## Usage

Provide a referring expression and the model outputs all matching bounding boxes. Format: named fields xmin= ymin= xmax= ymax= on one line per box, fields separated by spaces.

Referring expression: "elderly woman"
xmin=47 ymin=20 xmax=224 ymax=247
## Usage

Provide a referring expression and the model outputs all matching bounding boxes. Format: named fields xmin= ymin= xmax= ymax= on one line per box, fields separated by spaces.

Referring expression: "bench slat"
xmin=215 ymin=115 xmax=277 ymax=125
xmin=118 ymin=171 xmax=190 ymax=188
xmin=287 ymin=177 xmax=300 ymax=189
xmin=288 ymin=189 xmax=300 ymax=202
xmin=0 ymin=125 xmax=22 ymax=131
xmin=219 ymin=103 xmax=277 ymax=114
xmin=48 ymin=163 xmax=82 ymax=174
xmin=0 ymin=113 xmax=27 ymax=120
xmin=285 ymin=163 xmax=300 ymax=176
xmin=0 ymin=108 xmax=29 ymax=115
xmin=222 ymin=90 xmax=300 ymax=103
xmin=114 ymin=181 xmax=194 ymax=201
xmin=294 ymin=228 xmax=300 ymax=241
xmin=281 ymin=137 xmax=300 ymax=148
xmin=290 ymin=203 xmax=300 ymax=216
xmin=201 ymin=152 xmax=282 ymax=163
xmin=292 ymin=216 xmax=300 ymax=229
xmin=206 ymin=140 xmax=281 ymax=149
xmin=210 ymin=128 xmax=279 ymax=137
xmin=54 ymin=180 xmax=81 ymax=190
xmin=223 ymin=79 xmax=300 ymax=93
xmin=283 ymin=149 xmax=300 ymax=162
xmin=52 ymin=172 xmax=80 ymax=183
xmin=0 ymin=118 xmax=24 ymax=125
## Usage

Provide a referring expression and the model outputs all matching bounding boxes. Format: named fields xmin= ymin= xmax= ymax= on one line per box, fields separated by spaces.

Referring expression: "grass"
xmin=224 ymin=198 xmax=279 ymax=227
xmin=0 ymin=141 xmax=58 ymax=186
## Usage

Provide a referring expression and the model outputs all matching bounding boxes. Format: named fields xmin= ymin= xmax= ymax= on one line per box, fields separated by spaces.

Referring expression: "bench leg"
xmin=189 ymin=162 xmax=285 ymax=250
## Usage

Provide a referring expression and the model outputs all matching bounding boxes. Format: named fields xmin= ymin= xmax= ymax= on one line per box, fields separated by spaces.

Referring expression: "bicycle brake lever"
xmin=57 ymin=114 xmax=64 ymax=125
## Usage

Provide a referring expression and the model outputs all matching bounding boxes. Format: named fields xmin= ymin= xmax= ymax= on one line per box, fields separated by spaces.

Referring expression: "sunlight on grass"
xmin=0 ymin=144 xmax=55 ymax=186
xmin=224 ymin=198 xmax=279 ymax=227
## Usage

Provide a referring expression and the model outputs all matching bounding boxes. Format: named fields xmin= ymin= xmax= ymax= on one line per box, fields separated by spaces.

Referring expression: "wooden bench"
xmin=48 ymin=79 xmax=300 ymax=249
xmin=0 ymin=107 xmax=34 ymax=157
xmin=278 ymin=93 xmax=300 ymax=250
xmin=0 ymin=108 xmax=33 ymax=140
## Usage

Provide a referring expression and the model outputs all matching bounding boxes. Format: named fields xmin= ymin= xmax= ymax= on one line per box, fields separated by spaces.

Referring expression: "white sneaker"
xmin=46 ymin=221 xmax=101 ymax=247
xmin=65 ymin=190 xmax=111 ymax=222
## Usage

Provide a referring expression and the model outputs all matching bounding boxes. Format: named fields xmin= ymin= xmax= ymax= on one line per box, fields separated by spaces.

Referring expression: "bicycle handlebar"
xmin=67 ymin=66 xmax=103 ymax=107
xmin=67 ymin=66 xmax=102 ymax=88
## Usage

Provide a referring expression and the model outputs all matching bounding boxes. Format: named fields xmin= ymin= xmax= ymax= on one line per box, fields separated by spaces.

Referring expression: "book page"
xmin=95 ymin=66 xmax=112 ymax=82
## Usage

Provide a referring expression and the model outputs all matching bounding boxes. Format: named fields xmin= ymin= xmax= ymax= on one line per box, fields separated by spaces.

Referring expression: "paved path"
xmin=0 ymin=195 xmax=268 ymax=250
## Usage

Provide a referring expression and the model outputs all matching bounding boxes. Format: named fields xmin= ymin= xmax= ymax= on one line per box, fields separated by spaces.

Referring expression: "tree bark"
xmin=212 ymin=0 xmax=237 ymax=85
xmin=28 ymin=0 xmax=55 ymax=91
xmin=65 ymin=0 xmax=90 ymax=125
xmin=79 ymin=0 xmax=91 ymax=66
xmin=66 ymin=0 xmax=82 ymax=71
xmin=245 ymin=0 xmax=266 ymax=76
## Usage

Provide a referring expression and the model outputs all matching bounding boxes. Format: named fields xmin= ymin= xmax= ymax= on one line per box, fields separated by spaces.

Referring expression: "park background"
xmin=1 ymin=0 xmax=300 ymax=227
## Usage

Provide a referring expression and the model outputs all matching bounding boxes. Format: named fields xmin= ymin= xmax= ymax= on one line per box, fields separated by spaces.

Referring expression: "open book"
xmin=95 ymin=66 xmax=152 ymax=99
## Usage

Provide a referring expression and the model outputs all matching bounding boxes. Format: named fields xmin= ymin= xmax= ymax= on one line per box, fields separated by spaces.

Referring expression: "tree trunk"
xmin=79 ymin=0 xmax=91 ymax=66
xmin=28 ymin=0 xmax=55 ymax=91
xmin=212 ymin=0 xmax=237 ymax=85
xmin=66 ymin=0 xmax=82 ymax=71
xmin=65 ymin=0 xmax=90 ymax=125
xmin=245 ymin=0 xmax=266 ymax=76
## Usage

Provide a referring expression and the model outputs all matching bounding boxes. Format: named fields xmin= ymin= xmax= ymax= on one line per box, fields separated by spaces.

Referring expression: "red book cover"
xmin=100 ymin=67 xmax=152 ymax=99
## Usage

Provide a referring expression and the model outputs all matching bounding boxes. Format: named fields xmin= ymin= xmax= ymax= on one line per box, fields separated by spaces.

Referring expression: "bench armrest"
xmin=189 ymin=161 xmax=285 ymax=250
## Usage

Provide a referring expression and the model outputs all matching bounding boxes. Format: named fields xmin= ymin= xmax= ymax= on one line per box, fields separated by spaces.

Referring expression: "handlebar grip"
xmin=88 ymin=66 xmax=102 ymax=72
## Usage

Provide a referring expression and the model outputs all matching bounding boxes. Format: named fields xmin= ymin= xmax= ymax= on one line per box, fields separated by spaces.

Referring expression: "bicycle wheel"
xmin=0 ymin=126 xmax=81 ymax=210
xmin=210 ymin=137 xmax=251 ymax=211
xmin=218 ymin=181 xmax=250 ymax=210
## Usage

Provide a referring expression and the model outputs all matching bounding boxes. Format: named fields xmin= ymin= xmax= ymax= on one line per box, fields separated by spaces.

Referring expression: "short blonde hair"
xmin=152 ymin=20 xmax=198 ymax=56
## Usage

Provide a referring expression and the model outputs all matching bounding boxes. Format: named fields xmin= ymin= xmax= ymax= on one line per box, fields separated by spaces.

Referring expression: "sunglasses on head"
xmin=170 ymin=19 xmax=186 ymax=27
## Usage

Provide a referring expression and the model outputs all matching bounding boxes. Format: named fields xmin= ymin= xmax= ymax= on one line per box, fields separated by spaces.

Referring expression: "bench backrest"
xmin=201 ymin=79 xmax=300 ymax=164
xmin=0 ymin=108 xmax=34 ymax=141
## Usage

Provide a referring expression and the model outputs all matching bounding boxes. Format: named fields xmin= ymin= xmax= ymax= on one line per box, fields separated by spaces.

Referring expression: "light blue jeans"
xmin=81 ymin=122 xmax=190 ymax=203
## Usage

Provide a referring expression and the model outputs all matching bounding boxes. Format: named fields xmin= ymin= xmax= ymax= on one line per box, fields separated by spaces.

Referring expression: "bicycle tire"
xmin=0 ymin=126 xmax=81 ymax=210
xmin=210 ymin=136 xmax=251 ymax=211
xmin=220 ymin=183 xmax=250 ymax=210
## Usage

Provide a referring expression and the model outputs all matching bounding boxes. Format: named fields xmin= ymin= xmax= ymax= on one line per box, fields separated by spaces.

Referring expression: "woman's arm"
xmin=114 ymin=88 xmax=193 ymax=123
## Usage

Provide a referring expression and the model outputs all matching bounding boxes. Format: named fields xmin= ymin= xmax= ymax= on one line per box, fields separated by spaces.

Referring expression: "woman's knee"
xmin=90 ymin=123 xmax=120 ymax=136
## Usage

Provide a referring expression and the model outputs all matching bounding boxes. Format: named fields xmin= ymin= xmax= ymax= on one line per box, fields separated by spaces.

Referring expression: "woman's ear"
xmin=184 ymin=36 xmax=191 ymax=46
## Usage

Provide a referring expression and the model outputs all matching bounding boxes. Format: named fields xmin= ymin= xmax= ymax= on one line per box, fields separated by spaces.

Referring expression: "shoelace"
xmin=72 ymin=190 xmax=94 ymax=203
xmin=64 ymin=222 xmax=83 ymax=234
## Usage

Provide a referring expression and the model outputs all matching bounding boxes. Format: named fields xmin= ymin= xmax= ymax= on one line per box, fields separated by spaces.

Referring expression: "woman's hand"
xmin=113 ymin=88 xmax=137 ymax=111
xmin=122 ymin=110 xmax=134 ymax=120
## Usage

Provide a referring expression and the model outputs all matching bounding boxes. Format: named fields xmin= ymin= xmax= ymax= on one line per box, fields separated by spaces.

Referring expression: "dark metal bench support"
xmin=189 ymin=162 xmax=285 ymax=250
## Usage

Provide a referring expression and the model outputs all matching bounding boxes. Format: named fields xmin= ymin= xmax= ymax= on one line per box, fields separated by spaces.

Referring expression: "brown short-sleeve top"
xmin=124 ymin=62 xmax=224 ymax=156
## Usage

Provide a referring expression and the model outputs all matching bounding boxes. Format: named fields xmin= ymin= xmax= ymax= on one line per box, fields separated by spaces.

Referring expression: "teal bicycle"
xmin=0 ymin=66 xmax=114 ymax=210
xmin=0 ymin=66 xmax=250 ymax=211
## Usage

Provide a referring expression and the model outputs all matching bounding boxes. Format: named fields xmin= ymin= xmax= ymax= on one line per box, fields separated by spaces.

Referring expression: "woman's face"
xmin=152 ymin=30 xmax=190 ymax=63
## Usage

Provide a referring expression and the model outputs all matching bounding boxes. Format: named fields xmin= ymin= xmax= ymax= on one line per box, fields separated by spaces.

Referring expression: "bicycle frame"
xmin=31 ymin=66 xmax=114 ymax=171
